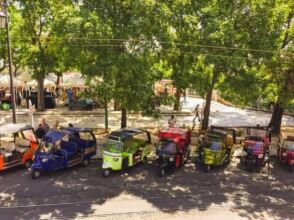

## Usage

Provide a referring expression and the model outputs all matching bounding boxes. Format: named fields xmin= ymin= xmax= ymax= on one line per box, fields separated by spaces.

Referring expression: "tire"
xmin=159 ymin=168 xmax=166 ymax=177
xmin=24 ymin=160 xmax=32 ymax=168
xmin=183 ymin=151 xmax=190 ymax=165
xmin=142 ymin=156 xmax=148 ymax=164
xmin=82 ymin=159 xmax=90 ymax=167
xmin=102 ymin=169 xmax=111 ymax=177
xmin=31 ymin=169 xmax=41 ymax=179
xmin=289 ymin=165 xmax=294 ymax=173
xmin=205 ymin=165 xmax=211 ymax=173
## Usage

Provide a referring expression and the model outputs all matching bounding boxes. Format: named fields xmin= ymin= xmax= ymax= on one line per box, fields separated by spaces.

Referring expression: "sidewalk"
xmin=1 ymin=97 xmax=293 ymax=129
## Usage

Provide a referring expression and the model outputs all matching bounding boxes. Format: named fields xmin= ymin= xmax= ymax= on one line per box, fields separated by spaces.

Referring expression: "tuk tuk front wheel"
xmin=289 ymin=165 xmax=294 ymax=173
xmin=32 ymin=169 xmax=41 ymax=179
xmin=102 ymin=169 xmax=111 ymax=177
xmin=24 ymin=160 xmax=32 ymax=168
xmin=205 ymin=165 xmax=211 ymax=172
xmin=159 ymin=168 xmax=166 ymax=177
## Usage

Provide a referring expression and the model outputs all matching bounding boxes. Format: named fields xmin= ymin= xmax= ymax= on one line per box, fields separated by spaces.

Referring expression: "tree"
xmin=14 ymin=0 xmax=74 ymax=110
xmin=78 ymin=0 xmax=159 ymax=128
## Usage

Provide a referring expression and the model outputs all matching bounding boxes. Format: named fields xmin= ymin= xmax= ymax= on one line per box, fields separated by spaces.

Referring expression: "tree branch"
xmin=281 ymin=12 xmax=293 ymax=49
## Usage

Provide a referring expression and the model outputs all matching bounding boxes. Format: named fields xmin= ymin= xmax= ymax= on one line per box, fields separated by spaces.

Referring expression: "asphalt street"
xmin=0 ymin=157 xmax=294 ymax=220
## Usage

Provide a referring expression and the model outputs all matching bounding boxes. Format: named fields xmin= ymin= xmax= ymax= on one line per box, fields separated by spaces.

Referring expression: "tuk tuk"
xmin=30 ymin=127 xmax=97 ymax=179
xmin=277 ymin=134 xmax=294 ymax=172
xmin=156 ymin=127 xmax=191 ymax=177
xmin=198 ymin=126 xmax=236 ymax=172
xmin=102 ymin=128 xmax=152 ymax=177
xmin=241 ymin=126 xmax=271 ymax=171
xmin=0 ymin=123 xmax=38 ymax=171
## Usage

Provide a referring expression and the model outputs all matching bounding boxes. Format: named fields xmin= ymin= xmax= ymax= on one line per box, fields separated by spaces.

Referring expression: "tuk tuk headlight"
xmin=258 ymin=154 xmax=264 ymax=159
xmin=242 ymin=151 xmax=247 ymax=156
xmin=169 ymin=157 xmax=174 ymax=162
xmin=42 ymin=158 xmax=49 ymax=163
xmin=282 ymin=152 xmax=287 ymax=157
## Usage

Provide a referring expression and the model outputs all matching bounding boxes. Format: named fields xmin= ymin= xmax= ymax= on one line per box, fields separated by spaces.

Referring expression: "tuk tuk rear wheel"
xmin=103 ymin=169 xmax=111 ymax=177
xmin=289 ymin=165 xmax=294 ymax=173
xmin=24 ymin=160 xmax=32 ymax=168
xmin=82 ymin=159 xmax=90 ymax=167
xmin=159 ymin=168 xmax=166 ymax=177
xmin=32 ymin=169 xmax=41 ymax=179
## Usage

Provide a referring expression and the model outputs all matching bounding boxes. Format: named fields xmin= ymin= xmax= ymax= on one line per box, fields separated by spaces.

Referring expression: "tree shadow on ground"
xmin=0 ymin=156 xmax=293 ymax=220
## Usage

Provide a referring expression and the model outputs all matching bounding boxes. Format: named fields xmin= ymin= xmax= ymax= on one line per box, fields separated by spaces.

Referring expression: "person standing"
xmin=168 ymin=115 xmax=177 ymax=127
xmin=67 ymin=88 xmax=74 ymax=105
xmin=35 ymin=118 xmax=50 ymax=139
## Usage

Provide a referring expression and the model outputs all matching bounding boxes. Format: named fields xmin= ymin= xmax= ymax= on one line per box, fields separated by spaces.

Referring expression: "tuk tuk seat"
xmin=1 ymin=149 xmax=12 ymax=157
xmin=61 ymin=141 xmax=78 ymax=156
xmin=69 ymin=137 xmax=89 ymax=149
xmin=0 ymin=142 xmax=15 ymax=152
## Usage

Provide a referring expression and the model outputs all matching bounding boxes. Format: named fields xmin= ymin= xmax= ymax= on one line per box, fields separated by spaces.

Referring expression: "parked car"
xmin=197 ymin=126 xmax=236 ymax=172
xmin=241 ymin=126 xmax=271 ymax=171
xmin=277 ymin=134 xmax=294 ymax=172
xmin=102 ymin=128 xmax=152 ymax=177
xmin=69 ymin=99 xmax=93 ymax=110
xmin=156 ymin=127 xmax=191 ymax=176
xmin=0 ymin=123 xmax=39 ymax=171
xmin=30 ymin=128 xmax=97 ymax=179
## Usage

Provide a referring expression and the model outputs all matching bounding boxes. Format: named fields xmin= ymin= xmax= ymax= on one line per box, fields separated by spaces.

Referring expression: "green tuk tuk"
xmin=198 ymin=126 xmax=236 ymax=172
xmin=102 ymin=128 xmax=153 ymax=177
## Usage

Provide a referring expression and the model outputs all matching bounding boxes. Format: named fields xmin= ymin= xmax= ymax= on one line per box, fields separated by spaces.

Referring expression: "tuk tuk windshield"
xmin=38 ymin=141 xmax=54 ymax=153
xmin=247 ymin=142 xmax=263 ymax=150
xmin=105 ymin=140 xmax=123 ymax=153
xmin=157 ymin=140 xmax=177 ymax=154
xmin=284 ymin=140 xmax=294 ymax=150
xmin=22 ymin=129 xmax=37 ymax=143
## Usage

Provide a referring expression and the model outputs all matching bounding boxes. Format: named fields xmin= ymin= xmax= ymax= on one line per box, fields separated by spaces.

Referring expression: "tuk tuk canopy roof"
xmin=109 ymin=128 xmax=145 ymax=142
xmin=45 ymin=130 xmax=66 ymax=142
xmin=0 ymin=123 xmax=32 ymax=136
xmin=158 ymin=127 xmax=188 ymax=139
xmin=63 ymin=127 xmax=92 ymax=133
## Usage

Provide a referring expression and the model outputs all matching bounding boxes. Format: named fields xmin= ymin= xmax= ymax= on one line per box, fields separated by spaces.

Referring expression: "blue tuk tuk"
xmin=30 ymin=128 xmax=97 ymax=179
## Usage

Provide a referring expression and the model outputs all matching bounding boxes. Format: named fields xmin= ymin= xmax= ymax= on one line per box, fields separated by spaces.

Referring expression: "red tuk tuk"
xmin=241 ymin=126 xmax=271 ymax=171
xmin=277 ymin=134 xmax=294 ymax=172
xmin=0 ymin=123 xmax=39 ymax=171
xmin=156 ymin=127 xmax=191 ymax=176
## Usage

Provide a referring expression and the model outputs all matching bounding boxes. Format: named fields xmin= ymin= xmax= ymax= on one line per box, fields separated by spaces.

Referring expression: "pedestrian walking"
xmin=192 ymin=104 xmax=201 ymax=123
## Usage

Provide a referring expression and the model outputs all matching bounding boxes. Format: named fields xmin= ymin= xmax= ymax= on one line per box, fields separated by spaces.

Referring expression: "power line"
xmin=0 ymin=34 xmax=291 ymax=55
xmin=0 ymin=42 xmax=290 ymax=65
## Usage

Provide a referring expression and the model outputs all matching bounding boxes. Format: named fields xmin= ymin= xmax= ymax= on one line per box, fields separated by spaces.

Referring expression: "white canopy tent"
xmin=0 ymin=75 xmax=23 ymax=87
xmin=60 ymin=72 xmax=85 ymax=87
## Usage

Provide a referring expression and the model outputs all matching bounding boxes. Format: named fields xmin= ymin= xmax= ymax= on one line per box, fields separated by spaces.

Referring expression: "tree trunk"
xmin=104 ymin=101 xmax=108 ymax=132
xmin=114 ymin=100 xmax=121 ymax=111
xmin=173 ymin=88 xmax=181 ymax=111
xmin=37 ymin=75 xmax=45 ymax=111
xmin=201 ymin=73 xmax=218 ymax=131
xmin=56 ymin=74 xmax=61 ymax=87
xmin=201 ymin=87 xmax=213 ymax=131
xmin=121 ymin=107 xmax=127 ymax=128
xmin=268 ymin=103 xmax=284 ymax=135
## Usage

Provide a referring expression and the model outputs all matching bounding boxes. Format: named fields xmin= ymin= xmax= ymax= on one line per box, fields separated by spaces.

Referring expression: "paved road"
xmin=0 ymin=158 xmax=294 ymax=220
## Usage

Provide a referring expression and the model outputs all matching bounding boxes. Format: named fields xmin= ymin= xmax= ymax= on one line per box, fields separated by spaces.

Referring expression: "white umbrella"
xmin=27 ymin=79 xmax=55 ymax=88
xmin=60 ymin=72 xmax=85 ymax=87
